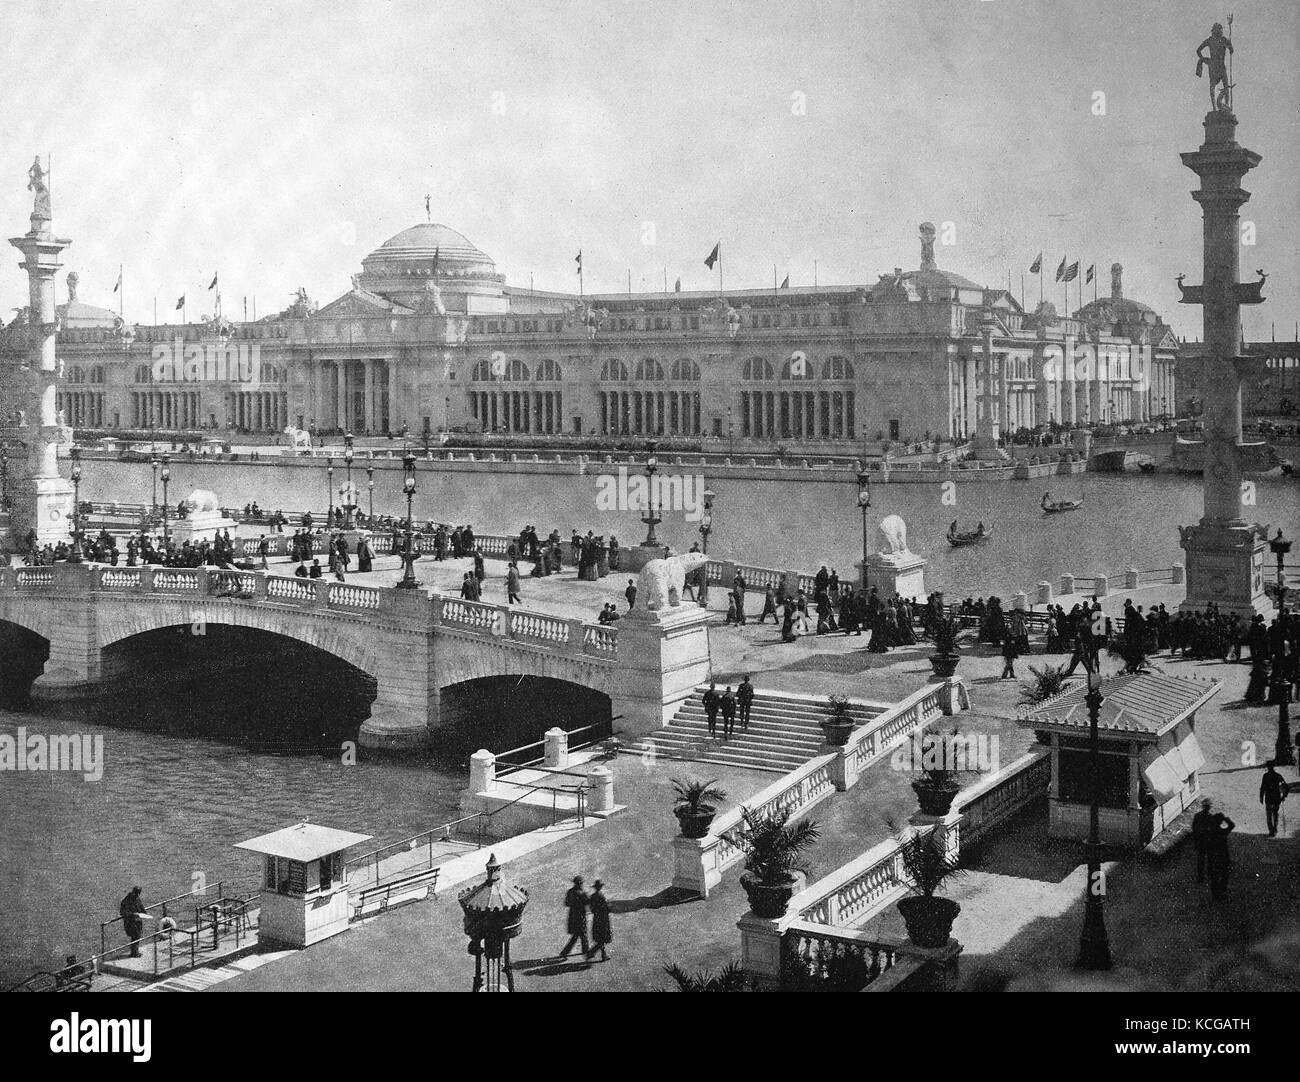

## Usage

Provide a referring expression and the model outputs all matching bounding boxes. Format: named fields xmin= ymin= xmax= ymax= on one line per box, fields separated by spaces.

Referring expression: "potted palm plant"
xmin=910 ymin=725 xmax=961 ymax=816
xmin=896 ymin=827 xmax=966 ymax=948
xmin=671 ymin=778 xmax=726 ymax=839
xmin=819 ymin=694 xmax=855 ymax=747
xmin=929 ymin=614 xmax=962 ymax=678
xmin=729 ymin=806 xmax=821 ymax=918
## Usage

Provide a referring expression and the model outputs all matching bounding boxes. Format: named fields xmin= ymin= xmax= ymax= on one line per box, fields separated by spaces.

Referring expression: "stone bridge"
xmin=0 ymin=563 xmax=712 ymax=750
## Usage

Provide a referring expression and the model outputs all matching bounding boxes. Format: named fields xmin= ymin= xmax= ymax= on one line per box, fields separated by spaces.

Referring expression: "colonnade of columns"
xmin=230 ymin=390 xmax=288 ymax=432
xmin=131 ymin=390 xmax=202 ymax=430
xmin=317 ymin=359 xmax=393 ymax=433
xmin=473 ymin=389 xmax=564 ymax=434
xmin=599 ymin=390 xmax=700 ymax=437
xmin=55 ymin=391 xmax=105 ymax=428
xmin=738 ymin=389 xmax=853 ymax=440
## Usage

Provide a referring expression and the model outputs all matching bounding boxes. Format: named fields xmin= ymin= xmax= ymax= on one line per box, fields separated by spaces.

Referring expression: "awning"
xmin=1140 ymin=725 xmax=1203 ymax=802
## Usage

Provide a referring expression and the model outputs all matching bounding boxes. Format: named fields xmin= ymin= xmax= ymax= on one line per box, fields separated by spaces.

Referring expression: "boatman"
xmin=119 ymin=886 xmax=152 ymax=958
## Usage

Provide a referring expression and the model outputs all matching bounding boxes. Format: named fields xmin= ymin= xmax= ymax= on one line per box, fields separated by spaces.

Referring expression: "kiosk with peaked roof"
xmin=235 ymin=821 xmax=372 ymax=947
xmin=1021 ymin=672 xmax=1219 ymax=848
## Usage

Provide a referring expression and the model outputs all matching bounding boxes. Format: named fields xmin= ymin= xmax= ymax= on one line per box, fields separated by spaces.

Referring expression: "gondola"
xmin=1041 ymin=492 xmax=1083 ymax=513
xmin=946 ymin=520 xmax=991 ymax=546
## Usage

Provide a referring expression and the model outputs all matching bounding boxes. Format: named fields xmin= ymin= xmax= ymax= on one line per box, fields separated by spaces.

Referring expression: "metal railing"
xmin=493 ymin=723 xmax=607 ymax=772
xmin=344 ymin=813 xmax=488 ymax=890
xmin=99 ymin=879 xmax=254 ymax=959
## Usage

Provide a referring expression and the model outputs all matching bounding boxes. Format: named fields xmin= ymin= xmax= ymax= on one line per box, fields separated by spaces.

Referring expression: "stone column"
xmin=1177 ymin=106 xmax=1270 ymax=616
xmin=9 ymin=172 xmax=74 ymax=545
xmin=335 ymin=361 xmax=347 ymax=431
xmin=363 ymin=359 xmax=375 ymax=433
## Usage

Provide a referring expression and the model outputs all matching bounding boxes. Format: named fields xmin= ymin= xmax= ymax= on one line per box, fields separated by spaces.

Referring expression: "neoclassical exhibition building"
xmin=1 ymin=219 xmax=1180 ymax=449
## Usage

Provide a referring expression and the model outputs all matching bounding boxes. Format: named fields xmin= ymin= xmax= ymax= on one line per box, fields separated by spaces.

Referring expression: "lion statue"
xmin=637 ymin=552 xmax=709 ymax=611
xmin=878 ymin=514 xmax=910 ymax=555
xmin=180 ymin=489 xmax=221 ymax=516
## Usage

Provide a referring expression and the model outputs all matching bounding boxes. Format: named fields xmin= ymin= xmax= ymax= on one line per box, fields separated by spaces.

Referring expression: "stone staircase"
xmin=626 ymin=687 xmax=888 ymax=773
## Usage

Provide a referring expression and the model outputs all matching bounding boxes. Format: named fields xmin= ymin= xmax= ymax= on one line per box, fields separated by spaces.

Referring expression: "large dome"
xmin=364 ymin=222 xmax=495 ymax=272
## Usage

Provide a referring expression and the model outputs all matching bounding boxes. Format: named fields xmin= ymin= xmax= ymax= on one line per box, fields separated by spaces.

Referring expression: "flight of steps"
xmin=626 ymin=687 xmax=888 ymax=773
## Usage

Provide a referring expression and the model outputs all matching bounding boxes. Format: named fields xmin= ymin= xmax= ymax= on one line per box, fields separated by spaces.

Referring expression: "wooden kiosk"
xmin=1021 ymin=672 xmax=1219 ymax=849
xmin=235 ymin=822 xmax=372 ymax=948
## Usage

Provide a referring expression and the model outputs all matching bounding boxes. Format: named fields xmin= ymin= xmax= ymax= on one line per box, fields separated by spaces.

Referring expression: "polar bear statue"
xmin=637 ymin=551 xmax=710 ymax=611
xmin=878 ymin=514 xmax=910 ymax=555
xmin=180 ymin=489 xmax=221 ymax=516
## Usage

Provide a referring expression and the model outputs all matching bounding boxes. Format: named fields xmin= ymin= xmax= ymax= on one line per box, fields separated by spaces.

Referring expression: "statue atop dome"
xmin=66 ymin=271 xmax=79 ymax=303
xmin=1110 ymin=262 xmax=1124 ymax=302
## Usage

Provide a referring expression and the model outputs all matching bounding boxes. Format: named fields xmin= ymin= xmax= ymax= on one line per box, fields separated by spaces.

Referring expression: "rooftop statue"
xmin=1196 ymin=18 xmax=1234 ymax=113
xmin=66 ymin=271 xmax=79 ymax=303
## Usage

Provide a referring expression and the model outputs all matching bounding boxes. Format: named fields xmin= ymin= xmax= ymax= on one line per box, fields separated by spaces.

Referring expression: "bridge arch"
xmin=0 ymin=617 xmax=52 ymax=706
xmin=95 ymin=601 xmax=382 ymax=680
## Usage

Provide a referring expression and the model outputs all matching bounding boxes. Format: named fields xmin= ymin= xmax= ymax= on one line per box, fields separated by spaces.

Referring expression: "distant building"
xmin=1 ymin=220 xmax=1179 ymax=446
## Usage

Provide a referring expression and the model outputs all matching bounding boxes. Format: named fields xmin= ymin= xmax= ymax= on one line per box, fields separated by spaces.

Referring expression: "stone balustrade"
xmin=673 ymin=680 xmax=960 ymax=898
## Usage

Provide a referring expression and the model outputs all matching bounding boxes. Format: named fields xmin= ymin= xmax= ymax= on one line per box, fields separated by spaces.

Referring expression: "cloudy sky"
xmin=1 ymin=0 xmax=1296 ymax=339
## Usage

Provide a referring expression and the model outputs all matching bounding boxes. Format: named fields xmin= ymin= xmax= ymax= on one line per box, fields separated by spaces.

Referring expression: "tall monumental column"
xmin=1176 ymin=35 xmax=1271 ymax=617
xmin=9 ymin=158 xmax=74 ymax=546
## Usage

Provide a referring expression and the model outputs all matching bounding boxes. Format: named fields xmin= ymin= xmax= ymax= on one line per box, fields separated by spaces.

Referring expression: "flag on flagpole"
xmin=1055 ymin=256 xmax=1067 ymax=282
xmin=704 ymin=242 xmax=720 ymax=270
xmin=113 ymin=269 xmax=122 ymax=293
xmin=175 ymin=295 xmax=185 ymax=310
xmin=575 ymin=251 xmax=582 ymax=274
xmin=1063 ymin=261 xmax=1080 ymax=282
xmin=1085 ymin=264 xmax=1095 ymax=284
xmin=208 ymin=273 xmax=218 ymax=290
xmin=780 ymin=274 xmax=790 ymax=290
xmin=1029 ymin=253 xmax=1042 ymax=274
xmin=674 ymin=277 xmax=681 ymax=292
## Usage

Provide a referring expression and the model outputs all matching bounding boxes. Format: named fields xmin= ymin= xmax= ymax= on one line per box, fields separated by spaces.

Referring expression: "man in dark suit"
xmin=702 ymin=682 xmax=720 ymax=737
xmin=737 ymin=675 xmax=755 ymax=732
xmin=720 ymin=686 xmax=737 ymax=738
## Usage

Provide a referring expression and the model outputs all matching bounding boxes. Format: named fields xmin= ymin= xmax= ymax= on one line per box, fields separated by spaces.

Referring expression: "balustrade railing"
xmin=14 ymin=567 xmax=55 ymax=588
xmin=780 ymin=922 xmax=903 ymax=992
xmin=152 ymin=568 xmax=201 ymax=591
xmin=582 ymin=623 xmax=617 ymax=655
xmin=327 ymin=582 xmax=382 ymax=610
xmin=98 ymin=568 xmax=143 ymax=590
xmin=265 ymin=575 xmax=317 ymax=603
xmin=508 ymin=610 xmax=569 ymax=646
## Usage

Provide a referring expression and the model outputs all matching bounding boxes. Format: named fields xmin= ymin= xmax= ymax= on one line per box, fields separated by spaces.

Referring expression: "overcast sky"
xmin=1 ymin=0 xmax=1296 ymax=339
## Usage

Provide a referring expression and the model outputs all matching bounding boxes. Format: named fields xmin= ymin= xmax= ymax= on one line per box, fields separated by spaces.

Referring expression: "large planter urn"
xmin=929 ymin=652 xmax=960 ymax=678
xmin=818 ymin=718 xmax=854 ymax=747
xmin=911 ymin=775 xmax=960 ymax=816
xmin=674 ymin=806 xmax=717 ymax=840
xmin=740 ymin=871 xmax=799 ymax=919
xmin=896 ymin=897 xmax=961 ymax=949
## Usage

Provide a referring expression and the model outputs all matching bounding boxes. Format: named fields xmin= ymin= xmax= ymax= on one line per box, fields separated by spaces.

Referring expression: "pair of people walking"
xmin=1190 ymin=799 xmax=1236 ymax=899
xmin=558 ymin=875 xmax=612 ymax=963
xmin=701 ymin=682 xmax=738 ymax=737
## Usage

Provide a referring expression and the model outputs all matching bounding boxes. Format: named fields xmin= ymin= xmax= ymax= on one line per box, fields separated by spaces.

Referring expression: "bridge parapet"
xmin=431 ymin=594 xmax=617 ymax=661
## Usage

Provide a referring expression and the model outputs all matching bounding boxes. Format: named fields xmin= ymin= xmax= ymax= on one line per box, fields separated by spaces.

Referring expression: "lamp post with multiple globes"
xmin=397 ymin=450 xmax=418 ymax=589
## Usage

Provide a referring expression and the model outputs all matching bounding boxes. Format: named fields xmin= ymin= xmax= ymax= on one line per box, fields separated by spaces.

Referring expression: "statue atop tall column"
xmin=27 ymin=156 xmax=51 ymax=232
xmin=1195 ymin=19 xmax=1234 ymax=113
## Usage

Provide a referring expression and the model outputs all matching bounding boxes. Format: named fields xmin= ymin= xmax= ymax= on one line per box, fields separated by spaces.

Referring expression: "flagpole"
xmin=718 ymin=243 xmax=723 ymax=294
xmin=153 ymin=296 xmax=157 ymax=327
xmin=1020 ymin=272 xmax=1025 ymax=309
xmin=118 ymin=263 xmax=124 ymax=320
xmin=1039 ymin=259 xmax=1044 ymax=306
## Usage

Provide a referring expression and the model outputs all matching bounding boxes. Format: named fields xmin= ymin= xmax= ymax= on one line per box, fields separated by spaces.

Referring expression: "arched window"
xmin=822 ymin=356 xmax=854 ymax=380
xmin=600 ymin=359 xmax=629 ymax=381
xmin=671 ymin=358 xmax=700 ymax=381
xmin=89 ymin=365 xmax=105 ymax=384
xmin=504 ymin=358 xmax=529 ymax=382
xmin=67 ymin=365 xmax=86 ymax=383
xmin=535 ymin=358 xmax=563 ymax=381
xmin=634 ymin=358 xmax=665 ymax=382
xmin=472 ymin=359 xmax=493 ymax=381
xmin=134 ymin=364 xmax=152 ymax=384
xmin=743 ymin=357 xmax=775 ymax=381
xmin=471 ymin=357 xmax=526 ymax=381
xmin=781 ymin=355 xmax=814 ymax=380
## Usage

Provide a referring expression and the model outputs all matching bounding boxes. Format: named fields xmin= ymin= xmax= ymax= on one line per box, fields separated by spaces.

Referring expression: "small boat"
xmin=1042 ymin=492 xmax=1083 ymax=513
xmin=947 ymin=520 xmax=991 ymax=547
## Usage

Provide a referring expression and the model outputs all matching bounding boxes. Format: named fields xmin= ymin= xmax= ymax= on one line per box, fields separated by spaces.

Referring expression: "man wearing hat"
xmin=558 ymin=875 xmax=590 ymax=959
xmin=587 ymin=879 xmax=612 ymax=963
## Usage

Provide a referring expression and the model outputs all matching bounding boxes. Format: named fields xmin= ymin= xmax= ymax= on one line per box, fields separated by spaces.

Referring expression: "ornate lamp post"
xmin=458 ymin=854 xmax=528 ymax=992
xmin=857 ymin=468 xmax=872 ymax=586
xmin=343 ymin=432 xmax=356 ymax=528
xmin=1269 ymin=529 xmax=1295 ymax=765
xmin=150 ymin=455 xmax=160 ymax=518
xmin=397 ymin=449 xmax=418 ymax=589
xmin=367 ymin=464 xmax=375 ymax=521
xmin=160 ymin=456 xmax=171 ymax=546
xmin=698 ymin=486 xmax=715 ymax=607
xmin=640 ymin=442 xmax=661 ymax=549
xmin=326 ymin=456 xmax=334 ymax=525
xmin=1076 ymin=645 xmax=1113 ymax=971
xmin=68 ymin=449 xmax=83 ymax=563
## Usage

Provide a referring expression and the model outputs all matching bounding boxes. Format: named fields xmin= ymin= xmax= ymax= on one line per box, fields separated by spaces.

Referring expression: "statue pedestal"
xmin=621 ymin=542 xmax=670 ymax=573
xmin=9 ymin=475 xmax=74 ymax=547
xmin=859 ymin=551 xmax=927 ymax=600
xmin=171 ymin=511 xmax=239 ymax=545
xmin=610 ymin=603 xmax=713 ymax=739
xmin=1179 ymin=521 xmax=1270 ymax=618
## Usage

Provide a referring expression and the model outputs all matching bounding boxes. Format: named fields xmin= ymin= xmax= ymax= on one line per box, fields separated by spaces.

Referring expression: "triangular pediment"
xmin=316 ymin=290 xmax=412 ymax=319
